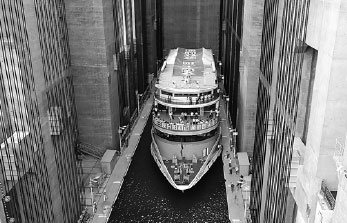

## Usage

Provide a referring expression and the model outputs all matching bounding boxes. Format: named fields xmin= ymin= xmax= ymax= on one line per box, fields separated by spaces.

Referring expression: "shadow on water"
xmin=108 ymin=116 xmax=229 ymax=222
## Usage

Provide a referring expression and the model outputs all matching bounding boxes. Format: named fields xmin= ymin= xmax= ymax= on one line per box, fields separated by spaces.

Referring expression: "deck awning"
xmin=157 ymin=48 xmax=217 ymax=93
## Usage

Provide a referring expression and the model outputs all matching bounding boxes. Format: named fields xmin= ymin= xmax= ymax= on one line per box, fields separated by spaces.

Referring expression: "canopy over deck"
xmin=156 ymin=48 xmax=217 ymax=93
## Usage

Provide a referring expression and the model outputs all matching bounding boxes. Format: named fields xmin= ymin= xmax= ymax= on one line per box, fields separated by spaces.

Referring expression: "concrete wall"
xmin=22 ymin=1 xmax=64 ymax=222
xmin=333 ymin=178 xmax=347 ymax=222
xmin=293 ymin=139 xmax=321 ymax=223
xmin=145 ymin=0 xmax=157 ymax=73
xmin=162 ymin=0 xmax=220 ymax=56
xmin=66 ymin=0 xmax=116 ymax=150
xmin=318 ymin=0 xmax=347 ymax=188
xmin=102 ymin=0 xmax=121 ymax=150
xmin=0 ymin=196 xmax=5 ymax=223
xmin=305 ymin=0 xmax=347 ymax=190
xmin=23 ymin=0 xmax=63 ymax=220
xmin=237 ymin=0 xmax=264 ymax=154
xmin=296 ymin=48 xmax=315 ymax=141
xmin=314 ymin=200 xmax=334 ymax=223
xmin=292 ymin=1 xmax=347 ymax=222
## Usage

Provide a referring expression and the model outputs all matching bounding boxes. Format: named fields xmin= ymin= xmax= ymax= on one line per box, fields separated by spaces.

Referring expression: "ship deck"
xmin=163 ymin=158 xmax=203 ymax=185
xmin=157 ymin=48 xmax=217 ymax=92
xmin=156 ymin=110 xmax=217 ymax=124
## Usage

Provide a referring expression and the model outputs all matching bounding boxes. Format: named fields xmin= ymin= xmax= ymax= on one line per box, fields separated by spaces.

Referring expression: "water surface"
xmin=108 ymin=118 xmax=229 ymax=223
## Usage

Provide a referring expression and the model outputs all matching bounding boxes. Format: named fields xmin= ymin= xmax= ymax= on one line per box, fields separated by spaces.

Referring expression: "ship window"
xmin=161 ymin=90 xmax=172 ymax=96
xmin=157 ymin=104 xmax=167 ymax=111
xmin=174 ymin=93 xmax=187 ymax=97
xmin=205 ymin=104 xmax=216 ymax=112
xmin=174 ymin=93 xmax=198 ymax=97
xmin=154 ymin=128 xmax=218 ymax=142
xmin=173 ymin=107 xmax=199 ymax=114
xmin=200 ymin=91 xmax=212 ymax=96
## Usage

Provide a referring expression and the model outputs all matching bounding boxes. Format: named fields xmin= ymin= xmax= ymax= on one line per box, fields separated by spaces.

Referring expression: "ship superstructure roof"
xmin=156 ymin=48 xmax=217 ymax=93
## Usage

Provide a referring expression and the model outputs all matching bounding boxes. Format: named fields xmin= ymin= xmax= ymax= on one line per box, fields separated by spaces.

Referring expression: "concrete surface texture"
xmin=237 ymin=0 xmax=264 ymax=154
xmin=22 ymin=2 xmax=71 ymax=222
xmin=162 ymin=0 xmax=220 ymax=57
xmin=65 ymin=0 xmax=115 ymax=151
xmin=292 ymin=0 xmax=347 ymax=222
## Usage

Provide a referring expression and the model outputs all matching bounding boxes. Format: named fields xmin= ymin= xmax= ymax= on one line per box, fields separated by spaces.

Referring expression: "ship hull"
xmin=150 ymin=127 xmax=222 ymax=191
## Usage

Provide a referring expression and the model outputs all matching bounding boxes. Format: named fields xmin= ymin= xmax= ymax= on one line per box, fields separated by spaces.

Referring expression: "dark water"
xmin=108 ymin=117 xmax=229 ymax=223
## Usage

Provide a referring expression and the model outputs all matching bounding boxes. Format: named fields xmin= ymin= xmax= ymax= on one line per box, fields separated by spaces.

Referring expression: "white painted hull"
xmin=150 ymin=128 xmax=222 ymax=191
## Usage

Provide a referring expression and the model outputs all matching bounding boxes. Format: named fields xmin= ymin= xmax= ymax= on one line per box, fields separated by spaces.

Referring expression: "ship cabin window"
xmin=172 ymin=93 xmax=198 ymax=97
xmin=173 ymin=93 xmax=186 ymax=97
xmin=157 ymin=104 xmax=167 ymax=112
xmin=197 ymin=91 xmax=215 ymax=99
xmin=161 ymin=90 xmax=172 ymax=96
xmin=156 ymin=105 xmax=200 ymax=115
xmin=155 ymin=128 xmax=218 ymax=142
xmin=173 ymin=107 xmax=200 ymax=115
xmin=172 ymin=93 xmax=196 ymax=98
xmin=205 ymin=105 xmax=216 ymax=112
xmin=199 ymin=91 xmax=212 ymax=96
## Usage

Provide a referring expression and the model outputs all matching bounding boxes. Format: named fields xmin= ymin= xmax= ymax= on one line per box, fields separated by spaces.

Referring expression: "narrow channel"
xmin=108 ymin=116 xmax=229 ymax=222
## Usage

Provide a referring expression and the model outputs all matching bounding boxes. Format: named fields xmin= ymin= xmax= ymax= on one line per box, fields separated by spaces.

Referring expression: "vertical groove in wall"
xmin=219 ymin=0 xmax=243 ymax=125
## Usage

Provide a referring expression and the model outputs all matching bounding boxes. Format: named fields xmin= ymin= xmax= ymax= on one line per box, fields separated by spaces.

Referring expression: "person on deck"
xmin=237 ymin=175 xmax=244 ymax=189
xmin=209 ymin=110 xmax=213 ymax=119
xmin=169 ymin=111 xmax=174 ymax=121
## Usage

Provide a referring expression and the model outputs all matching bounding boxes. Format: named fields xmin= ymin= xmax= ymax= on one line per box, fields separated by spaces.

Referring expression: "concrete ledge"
xmin=91 ymin=96 xmax=153 ymax=223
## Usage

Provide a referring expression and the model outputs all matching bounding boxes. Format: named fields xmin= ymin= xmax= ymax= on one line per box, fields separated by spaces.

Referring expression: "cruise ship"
xmin=151 ymin=48 xmax=222 ymax=191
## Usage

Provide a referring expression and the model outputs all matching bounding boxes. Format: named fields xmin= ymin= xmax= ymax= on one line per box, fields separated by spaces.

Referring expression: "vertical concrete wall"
xmin=145 ymin=0 xmax=157 ymax=73
xmin=296 ymin=49 xmax=315 ymax=140
xmin=22 ymin=1 xmax=64 ymax=222
xmin=162 ymin=0 xmax=220 ymax=57
xmin=292 ymin=1 xmax=347 ymax=222
xmin=294 ymin=1 xmax=337 ymax=219
xmin=305 ymin=0 xmax=346 ymax=189
xmin=237 ymin=0 xmax=264 ymax=154
xmin=66 ymin=0 xmax=115 ymax=150
xmin=332 ymin=183 xmax=347 ymax=223
xmin=293 ymin=0 xmax=335 ymax=220
xmin=333 ymin=166 xmax=347 ymax=223
xmin=0 ymin=196 xmax=6 ymax=223
xmin=318 ymin=0 xmax=347 ymax=188
xmin=102 ymin=0 xmax=121 ymax=150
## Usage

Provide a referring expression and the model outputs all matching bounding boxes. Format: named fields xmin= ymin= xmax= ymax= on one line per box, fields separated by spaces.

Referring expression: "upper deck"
xmin=155 ymin=48 xmax=217 ymax=94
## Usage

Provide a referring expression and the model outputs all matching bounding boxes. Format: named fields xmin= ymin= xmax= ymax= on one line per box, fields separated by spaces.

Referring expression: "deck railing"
xmin=189 ymin=129 xmax=222 ymax=186
xmin=154 ymin=92 xmax=219 ymax=105
xmin=151 ymin=127 xmax=222 ymax=188
xmin=150 ymin=130 xmax=177 ymax=187
xmin=153 ymin=117 xmax=219 ymax=132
